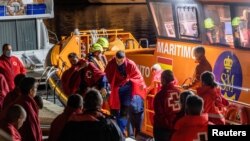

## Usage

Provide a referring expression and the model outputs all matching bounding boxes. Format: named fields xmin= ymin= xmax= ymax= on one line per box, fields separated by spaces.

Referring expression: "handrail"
xmin=79 ymin=29 xmax=124 ymax=33
xmin=227 ymin=99 xmax=250 ymax=108
xmin=72 ymin=33 xmax=130 ymax=37
xmin=216 ymin=82 xmax=250 ymax=92
xmin=48 ymin=30 xmax=59 ymax=43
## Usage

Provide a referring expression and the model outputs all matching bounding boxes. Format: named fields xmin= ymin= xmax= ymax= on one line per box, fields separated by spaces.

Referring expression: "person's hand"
xmin=100 ymin=88 xmax=107 ymax=98
xmin=182 ymin=84 xmax=190 ymax=89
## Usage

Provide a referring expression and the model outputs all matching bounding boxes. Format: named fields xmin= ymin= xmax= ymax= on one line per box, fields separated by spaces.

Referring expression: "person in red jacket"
xmin=78 ymin=59 xmax=108 ymax=98
xmin=0 ymin=44 xmax=26 ymax=91
xmin=105 ymin=50 xmax=146 ymax=137
xmin=197 ymin=71 xmax=228 ymax=125
xmin=48 ymin=94 xmax=83 ymax=141
xmin=14 ymin=77 xmax=42 ymax=141
xmin=153 ymin=70 xmax=181 ymax=141
xmin=0 ymin=73 xmax=10 ymax=111
xmin=61 ymin=53 xmax=85 ymax=96
xmin=3 ymin=74 xmax=25 ymax=110
xmin=171 ymin=95 xmax=211 ymax=141
xmin=183 ymin=46 xmax=212 ymax=89
xmin=0 ymin=104 xmax=27 ymax=141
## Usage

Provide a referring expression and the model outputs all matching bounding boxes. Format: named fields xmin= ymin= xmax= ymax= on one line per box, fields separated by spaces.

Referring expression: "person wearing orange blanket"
xmin=153 ymin=70 xmax=181 ymax=141
xmin=48 ymin=94 xmax=83 ymax=141
xmin=0 ymin=44 xmax=26 ymax=91
xmin=171 ymin=95 xmax=212 ymax=141
xmin=0 ymin=104 xmax=27 ymax=141
xmin=14 ymin=77 xmax=42 ymax=141
xmin=105 ymin=50 xmax=146 ymax=137
xmin=61 ymin=52 xmax=85 ymax=96
xmin=197 ymin=71 xmax=228 ymax=125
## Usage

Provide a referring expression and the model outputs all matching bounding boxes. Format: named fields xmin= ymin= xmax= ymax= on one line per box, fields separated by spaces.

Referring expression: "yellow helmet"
xmin=232 ymin=17 xmax=240 ymax=27
xmin=90 ymin=43 xmax=103 ymax=53
xmin=204 ymin=18 xmax=215 ymax=29
xmin=97 ymin=37 xmax=109 ymax=49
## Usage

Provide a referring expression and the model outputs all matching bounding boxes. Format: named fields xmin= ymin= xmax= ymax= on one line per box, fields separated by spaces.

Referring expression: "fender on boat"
xmin=225 ymin=104 xmax=249 ymax=125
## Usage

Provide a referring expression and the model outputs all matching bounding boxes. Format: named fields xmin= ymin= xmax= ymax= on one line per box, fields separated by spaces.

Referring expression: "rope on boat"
xmin=90 ymin=30 xmax=99 ymax=45
xmin=100 ymin=28 xmax=108 ymax=39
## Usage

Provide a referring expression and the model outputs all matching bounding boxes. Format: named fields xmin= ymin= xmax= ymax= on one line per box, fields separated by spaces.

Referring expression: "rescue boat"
xmin=45 ymin=28 xmax=154 ymax=104
xmin=88 ymin=0 xmax=146 ymax=4
xmin=46 ymin=0 xmax=250 ymax=137
xmin=46 ymin=27 xmax=250 ymax=137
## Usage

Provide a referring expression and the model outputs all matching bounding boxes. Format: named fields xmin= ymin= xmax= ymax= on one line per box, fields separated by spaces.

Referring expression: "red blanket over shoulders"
xmin=15 ymin=95 xmax=42 ymax=141
xmin=105 ymin=57 xmax=146 ymax=109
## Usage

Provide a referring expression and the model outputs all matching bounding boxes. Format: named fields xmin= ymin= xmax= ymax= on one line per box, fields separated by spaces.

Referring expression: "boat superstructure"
xmin=47 ymin=26 xmax=250 ymax=138
xmin=0 ymin=0 xmax=55 ymax=72
xmin=47 ymin=0 xmax=250 ymax=135
xmin=88 ymin=0 xmax=146 ymax=4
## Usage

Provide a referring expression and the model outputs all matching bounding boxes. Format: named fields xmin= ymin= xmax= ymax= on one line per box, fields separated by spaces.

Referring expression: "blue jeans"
xmin=119 ymin=82 xmax=132 ymax=106
xmin=111 ymin=83 xmax=144 ymax=137
xmin=128 ymin=95 xmax=144 ymax=137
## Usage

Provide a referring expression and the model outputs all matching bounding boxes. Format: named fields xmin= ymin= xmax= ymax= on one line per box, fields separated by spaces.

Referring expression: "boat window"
xmin=231 ymin=6 xmax=250 ymax=48
xmin=176 ymin=6 xmax=199 ymax=41
xmin=203 ymin=5 xmax=233 ymax=46
xmin=149 ymin=2 xmax=175 ymax=38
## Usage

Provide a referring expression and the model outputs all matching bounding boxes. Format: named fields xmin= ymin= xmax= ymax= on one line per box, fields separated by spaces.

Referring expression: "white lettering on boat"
xmin=137 ymin=64 xmax=150 ymax=78
xmin=156 ymin=41 xmax=196 ymax=59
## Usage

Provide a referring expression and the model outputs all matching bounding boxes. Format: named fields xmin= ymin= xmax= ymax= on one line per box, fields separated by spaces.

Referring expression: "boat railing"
xmin=77 ymin=29 xmax=124 ymax=35
xmin=217 ymin=82 xmax=250 ymax=92
xmin=67 ymin=29 xmax=144 ymax=56
xmin=143 ymin=81 xmax=250 ymax=136
xmin=48 ymin=30 xmax=59 ymax=44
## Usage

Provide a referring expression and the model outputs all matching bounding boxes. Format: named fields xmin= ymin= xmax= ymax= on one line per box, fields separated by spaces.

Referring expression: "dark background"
xmin=45 ymin=0 xmax=156 ymax=44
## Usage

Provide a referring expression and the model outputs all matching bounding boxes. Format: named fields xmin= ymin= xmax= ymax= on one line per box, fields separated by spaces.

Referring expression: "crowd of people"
xmin=0 ymin=40 xmax=229 ymax=141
